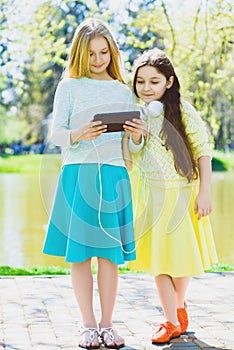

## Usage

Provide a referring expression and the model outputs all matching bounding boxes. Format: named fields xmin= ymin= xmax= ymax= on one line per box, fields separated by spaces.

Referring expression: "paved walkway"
xmin=0 ymin=272 xmax=233 ymax=350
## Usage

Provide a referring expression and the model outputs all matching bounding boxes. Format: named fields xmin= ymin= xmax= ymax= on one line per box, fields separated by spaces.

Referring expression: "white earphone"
xmin=147 ymin=100 xmax=164 ymax=117
xmin=92 ymin=139 xmax=136 ymax=254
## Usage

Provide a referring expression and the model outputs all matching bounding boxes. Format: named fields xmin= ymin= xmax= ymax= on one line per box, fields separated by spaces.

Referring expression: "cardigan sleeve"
xmin=128 ymin=134 xmax=145 ymax=153
xmin=182 ymin=100 xmax=213 ymax=161
xmin=50 ymin=79 xmax=72 ymax=147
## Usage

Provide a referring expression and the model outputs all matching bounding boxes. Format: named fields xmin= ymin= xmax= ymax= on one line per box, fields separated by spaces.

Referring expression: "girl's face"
xmin=89 ymin=36 xmax=111 ymax=79
xmin=135 ymin=65 xmax=173 ymax=104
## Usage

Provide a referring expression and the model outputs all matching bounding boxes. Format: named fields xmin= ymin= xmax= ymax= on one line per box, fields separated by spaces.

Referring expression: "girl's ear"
xmin=166 ymin=76 xmax=174 ymax=89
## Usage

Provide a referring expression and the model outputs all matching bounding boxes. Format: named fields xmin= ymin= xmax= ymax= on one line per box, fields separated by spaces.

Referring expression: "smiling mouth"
xmin=93 ymin=64 xmax=104 ymax=68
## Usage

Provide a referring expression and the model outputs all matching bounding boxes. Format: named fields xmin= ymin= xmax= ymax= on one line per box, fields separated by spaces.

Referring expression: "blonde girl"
xmin=43 ymin=18 xmax=143 ymax=349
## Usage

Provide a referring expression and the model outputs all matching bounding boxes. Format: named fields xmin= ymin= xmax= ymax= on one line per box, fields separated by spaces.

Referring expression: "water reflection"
xmin=210 ymin=172 xmax=234 ymax=264
xmin=0 ymin=173 xmax=67 ymax=267
xmin=0 ymin=172 xmax=233 ymax=267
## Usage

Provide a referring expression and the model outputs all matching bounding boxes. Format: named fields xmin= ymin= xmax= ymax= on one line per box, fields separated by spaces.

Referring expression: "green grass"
xmin=0 ymin=265 xmax=71 ymax=276
xmin=0 ymin=152 xmax=233 ymax=173
xmin=0 ymin=263 xmax=233 ymax=276
xmin=0 ymin=154 xmax=61 ymax=174
xmin=205 ymin=263 xmax=234 ymax=273
xmin=0 ymin=154 xmax=42 ymax=173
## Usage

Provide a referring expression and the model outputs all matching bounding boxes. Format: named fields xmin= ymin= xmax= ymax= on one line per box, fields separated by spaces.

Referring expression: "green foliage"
xmin=0 ymin=115 xmax=28 ymax=144
xmin=212 ymin=151 xmax=234 ymax=172
xmin=0 ymin=0 xmax=233 ymax=150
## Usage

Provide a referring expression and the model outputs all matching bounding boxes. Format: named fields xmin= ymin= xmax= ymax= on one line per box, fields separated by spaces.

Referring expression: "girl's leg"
xmin=71 ymin=260 xmax=96 ymax=327
xmin=152 ymin=274 xmax=184 ymax=343
xmin=172 ymin=277 xmax=190 ymax=308
xmin=97 ymin=257 xmax=118 ymax=327
xmin=97 ymin=257 xmax=124 ymax=347
xmin=71 ymin=260 xmax=99 ymax=347
xmin=154 ymin=274 xmax=178 ymax=325
xmin=172 ymin=277 xmax=190 ymax=333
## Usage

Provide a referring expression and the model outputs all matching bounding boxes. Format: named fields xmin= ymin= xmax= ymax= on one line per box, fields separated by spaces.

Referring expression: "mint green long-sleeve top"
xmin=50 ymin=77 xmax=136 ymax=167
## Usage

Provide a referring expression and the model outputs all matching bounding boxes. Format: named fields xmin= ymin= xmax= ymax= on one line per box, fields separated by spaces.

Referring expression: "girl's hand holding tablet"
xmin=70 ymin=120 xmax=107 ymax=143
xmin=123 ymin=118 xmax=148 ymax=144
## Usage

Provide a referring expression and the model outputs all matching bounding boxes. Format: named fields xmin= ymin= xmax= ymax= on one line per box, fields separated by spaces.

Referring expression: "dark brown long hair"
xmin=133 ymin=48 xmax=198 ymax=182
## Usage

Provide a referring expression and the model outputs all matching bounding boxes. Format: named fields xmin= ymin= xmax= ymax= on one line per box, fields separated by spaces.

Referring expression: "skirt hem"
xmin=43 ymin=250 xmax=135 ymax=265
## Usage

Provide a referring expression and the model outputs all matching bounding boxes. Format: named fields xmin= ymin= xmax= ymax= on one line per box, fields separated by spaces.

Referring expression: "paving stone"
xmin=0 ymin=273 xmax=233 ymax=349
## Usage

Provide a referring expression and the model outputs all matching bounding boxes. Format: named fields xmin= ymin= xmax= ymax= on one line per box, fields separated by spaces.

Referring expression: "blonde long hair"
xmin=64 ymin=18 xmax=125 ymax=83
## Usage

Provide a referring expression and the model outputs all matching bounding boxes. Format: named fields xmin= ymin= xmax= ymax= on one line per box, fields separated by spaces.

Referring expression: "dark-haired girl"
xmin=129 ymin=48 xmax=218 ymax=344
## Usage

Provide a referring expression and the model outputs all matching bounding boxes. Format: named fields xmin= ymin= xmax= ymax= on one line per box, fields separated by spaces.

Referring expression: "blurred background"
xmin=0 ymin=0 xmax=233 ymax=268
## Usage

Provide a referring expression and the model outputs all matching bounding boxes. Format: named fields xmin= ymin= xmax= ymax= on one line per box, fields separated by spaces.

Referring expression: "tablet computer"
xmin=93 ymin=110 xmax=140 ymax=132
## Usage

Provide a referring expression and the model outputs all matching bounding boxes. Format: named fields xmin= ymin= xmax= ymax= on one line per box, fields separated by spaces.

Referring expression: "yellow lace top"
xmin=138 ymin=100 xmax=212 ymax=184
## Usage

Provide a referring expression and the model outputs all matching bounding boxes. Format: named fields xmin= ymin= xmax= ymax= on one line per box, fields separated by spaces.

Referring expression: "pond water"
xmin=0 ymin=172 xmax=233 ymax=267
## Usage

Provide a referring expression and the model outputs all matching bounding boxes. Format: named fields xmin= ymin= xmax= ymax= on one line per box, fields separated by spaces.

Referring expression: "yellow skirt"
xmin=129 ymin=168 xmax=218 ymax=277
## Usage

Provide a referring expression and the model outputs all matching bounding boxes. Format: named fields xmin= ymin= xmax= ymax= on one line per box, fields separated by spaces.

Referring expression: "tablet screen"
xmin=93 ymin=110 xmax=140 ymax=132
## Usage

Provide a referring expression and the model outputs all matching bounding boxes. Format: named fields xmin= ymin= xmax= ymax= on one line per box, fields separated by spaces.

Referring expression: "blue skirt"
xmin=43 ymin=163 xmax=136 ymax=264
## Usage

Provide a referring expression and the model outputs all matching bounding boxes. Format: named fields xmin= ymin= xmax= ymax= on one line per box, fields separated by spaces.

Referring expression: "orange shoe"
xmin=177 ymin=302 xmax=189 ymax=334
xmin=151 ymin=321 xmax=182 ymax=344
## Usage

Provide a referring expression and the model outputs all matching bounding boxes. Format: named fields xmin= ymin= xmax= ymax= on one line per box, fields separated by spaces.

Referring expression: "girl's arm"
xmin=124 ymin=118 xmax=148 ymax=155
xmin=70 ymin=121 xmax=107 ymax=144
xmin=123 ymin=118 xmax=148 ymax=144
xmin=50 ymin=80 xmax=107 ymax=146
xmin=122 ymin=118 xmax=147 ymax=171
xmin=194 ymin=156 xmax=212 ymax=220
xmin=122 ymin=133 xmax=132 ymax=171
xmin=50 ymin=81 xmax=72 ymax=147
